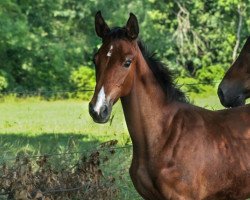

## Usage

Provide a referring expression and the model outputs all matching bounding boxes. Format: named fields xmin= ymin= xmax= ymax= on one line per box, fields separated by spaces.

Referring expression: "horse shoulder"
xmin=154 ymin=106 xmax=209 ymax=198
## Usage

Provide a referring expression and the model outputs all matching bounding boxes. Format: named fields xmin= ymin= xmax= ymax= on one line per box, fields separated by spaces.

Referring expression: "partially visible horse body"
xmin=89 ymin=12 xmax=250 ymax=200
xmin=218 ymin=37 xmax=250 ymax=107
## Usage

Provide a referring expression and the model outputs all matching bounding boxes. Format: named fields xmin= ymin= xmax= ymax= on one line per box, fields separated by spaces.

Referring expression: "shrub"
xmin=0 ymin=71 xmax=8 ymax=92
xmin=70 ymin=66 xmax=95 ymax=100
xmin=177 ymin=64 xmax=224 ymax=98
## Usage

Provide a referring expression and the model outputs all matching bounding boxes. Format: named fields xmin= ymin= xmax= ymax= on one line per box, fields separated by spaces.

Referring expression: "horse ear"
xmin=126 ymin=13 xmax=139 ymax=40
xmin=95 ymin=11 xmax=110 ymax=39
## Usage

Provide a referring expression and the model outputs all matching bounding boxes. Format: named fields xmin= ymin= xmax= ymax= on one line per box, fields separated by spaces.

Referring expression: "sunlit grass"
xmin=0 ymin=99 xmax=130 ymax=156
xmin=191 ymin=93 xmax=224 ymax=110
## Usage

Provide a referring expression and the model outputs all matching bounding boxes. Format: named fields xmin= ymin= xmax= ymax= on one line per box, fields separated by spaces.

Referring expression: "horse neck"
xmin=121 ymin=51 xmax=175 ymax=158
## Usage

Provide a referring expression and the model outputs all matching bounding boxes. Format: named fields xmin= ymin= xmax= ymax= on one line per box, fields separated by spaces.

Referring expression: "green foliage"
xmin=0 ymin=70 xmax=8 ymax=91
xmin=177 ymin=64 xmax=225 ymax=96
xmin=70 ymin=66 xmax=95 ymax=100
xmin=196 ymin=64 xmax=225 ymax=84
xmin=0 ymin=0 xmax=249 ymax=96
xmin=0 ymin=76 xmax=8 ymax=91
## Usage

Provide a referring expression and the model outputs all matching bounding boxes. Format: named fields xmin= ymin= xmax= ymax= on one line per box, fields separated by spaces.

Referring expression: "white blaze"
xmin=107 ymin=45 xmax=113 ymax=57
xmin=94 ymin=86 xmax=106 ymax=114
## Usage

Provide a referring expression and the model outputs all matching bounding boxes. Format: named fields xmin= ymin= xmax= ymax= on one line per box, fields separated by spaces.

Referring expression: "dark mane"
xmin=137 ymin=41 xmax=187 ymax=103
xmin=106 ymin=27 xmax=187 ymax=103
xmin=106 ymin=27 xmax=128 ymax=39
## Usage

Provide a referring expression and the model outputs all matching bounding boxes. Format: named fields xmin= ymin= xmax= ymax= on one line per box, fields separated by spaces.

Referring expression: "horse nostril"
xmin=100 ymin=105 xmax=108 ymax=118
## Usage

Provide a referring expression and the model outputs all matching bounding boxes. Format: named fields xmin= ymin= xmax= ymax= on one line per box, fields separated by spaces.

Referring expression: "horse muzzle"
xmin=89 ymin=101 xmax=112 ymax=123
xmin=217 ymin=82 xmax=246 ymax=108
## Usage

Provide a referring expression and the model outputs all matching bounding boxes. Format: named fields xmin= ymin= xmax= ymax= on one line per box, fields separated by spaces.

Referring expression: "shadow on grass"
xmin=0 ymin=132 xmax=101 ymax=160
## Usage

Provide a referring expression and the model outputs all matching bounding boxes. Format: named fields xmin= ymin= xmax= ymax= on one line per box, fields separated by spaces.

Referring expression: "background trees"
xmin=0 ymin=0 xmax=249 ymax=98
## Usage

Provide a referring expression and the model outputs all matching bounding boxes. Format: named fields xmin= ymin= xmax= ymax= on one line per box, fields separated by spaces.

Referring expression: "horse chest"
xmin=129 ymin=159 xmax=165 ymax=200
xmin=129 ymin=158 xmax=189 ymax=200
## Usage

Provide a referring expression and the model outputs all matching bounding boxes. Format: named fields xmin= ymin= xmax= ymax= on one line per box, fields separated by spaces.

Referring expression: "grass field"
xmin=0 ymin=94 xmax=225 ymax=199
xmin=0 ymin=96 xmax=139 ymax=199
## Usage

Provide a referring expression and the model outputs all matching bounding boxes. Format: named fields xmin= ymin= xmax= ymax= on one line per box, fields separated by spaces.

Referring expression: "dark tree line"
xmin=0 ymin=0 xmax=249 ymax=98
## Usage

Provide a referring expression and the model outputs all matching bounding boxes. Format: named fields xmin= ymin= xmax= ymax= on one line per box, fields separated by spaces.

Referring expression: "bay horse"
xmin=218 ymin=37 xmax=250 ymax=108
xmin=89 ymin=11 xmax=250 ymax=200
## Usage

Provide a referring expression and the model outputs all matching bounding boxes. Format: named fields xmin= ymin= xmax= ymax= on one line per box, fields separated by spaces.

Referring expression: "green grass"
xmin=0 ymin=98 xmax=130 ymax=156
xmin=0 ymin=97 xmax=139 ymax=199
xmin=0 ymin=94 xmax=225 ymax=199
xmin=191 ymin=93 xmax=224 ymax=110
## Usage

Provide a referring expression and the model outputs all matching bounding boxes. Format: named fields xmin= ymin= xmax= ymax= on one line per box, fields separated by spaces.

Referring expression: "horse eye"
xmin=124 ymin=59 xmax=132 ymax=68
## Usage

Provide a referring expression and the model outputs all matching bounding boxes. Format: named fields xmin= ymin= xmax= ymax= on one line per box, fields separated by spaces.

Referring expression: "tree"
xmin=0 ymin=0 xmax=249 ymax=97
